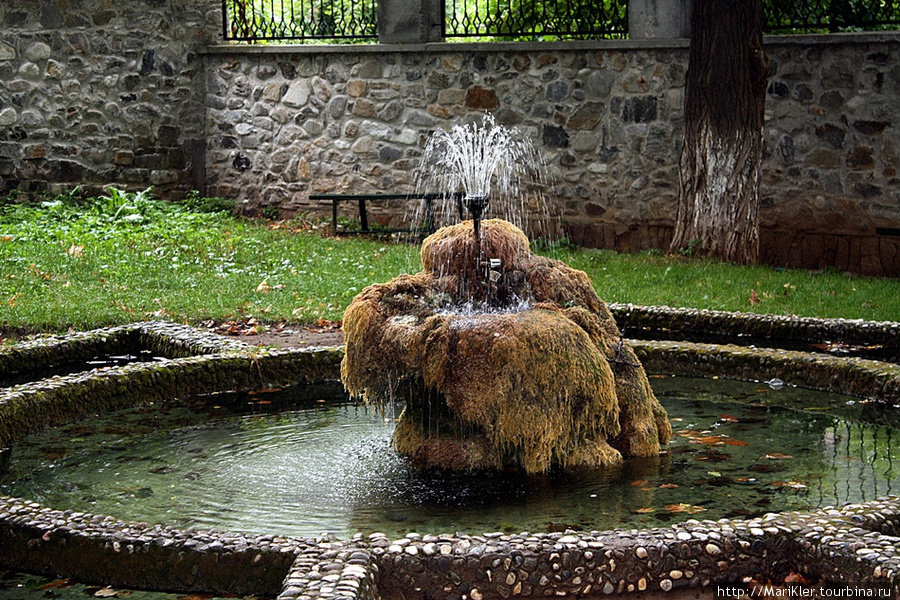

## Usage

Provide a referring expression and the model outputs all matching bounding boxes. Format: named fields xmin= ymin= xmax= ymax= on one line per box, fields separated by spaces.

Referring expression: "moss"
xmin=342 ymin=220 xmax=671 ymax=473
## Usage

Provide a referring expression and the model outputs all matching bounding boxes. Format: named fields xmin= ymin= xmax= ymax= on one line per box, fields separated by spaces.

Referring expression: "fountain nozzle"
xmin=464 ymin=195 xmax=489 ymax=242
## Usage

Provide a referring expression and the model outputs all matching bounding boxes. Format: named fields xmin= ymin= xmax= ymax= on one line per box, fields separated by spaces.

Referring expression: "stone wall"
xmin=203 ymin=33 xmax=900 ymax=276
xmin=761 ymin=35 xmax=900 ymax=276
xmin=0 ymin=0 xmax=219 ymax=199
xmin=203 ymin=42 xmax=688 ymax=248
xmin=2 ymin=2 xmax=898 ymax=276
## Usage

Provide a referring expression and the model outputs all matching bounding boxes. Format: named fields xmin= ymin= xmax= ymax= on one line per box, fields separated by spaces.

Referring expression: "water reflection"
xmin=1 ymin=378 xmax=899 ymax=538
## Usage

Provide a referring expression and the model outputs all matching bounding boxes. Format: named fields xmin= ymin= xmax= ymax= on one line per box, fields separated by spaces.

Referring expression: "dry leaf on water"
xmin=762 ymin=453 xmax=793 ymax=460
xmin=664 ymin=503 xmax=707 ymax=514
xmin=37 ymin=580 xmax=75 ymax=590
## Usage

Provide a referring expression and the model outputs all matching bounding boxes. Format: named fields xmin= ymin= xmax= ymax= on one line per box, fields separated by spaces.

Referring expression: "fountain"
xmin=341 ymin=116 xmax=671 ymax=472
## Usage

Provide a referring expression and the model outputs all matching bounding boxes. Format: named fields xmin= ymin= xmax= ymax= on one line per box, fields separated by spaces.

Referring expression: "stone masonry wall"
xmin=204 ymin=33 xmax=900 ymax=276
xmin=1 ymin=4 xmax=898 ymax=276
xmin=204 ymin=42 xmax=687 ymax=248
xmin=0 ymin=0 xmax=220 ymax=199
xmin=762 ymin=35 xmax=900 ymax=276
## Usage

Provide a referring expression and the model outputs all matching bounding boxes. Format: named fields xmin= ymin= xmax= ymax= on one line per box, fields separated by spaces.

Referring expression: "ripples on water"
xmin=2 ymin=378 xmax=899 ymax=538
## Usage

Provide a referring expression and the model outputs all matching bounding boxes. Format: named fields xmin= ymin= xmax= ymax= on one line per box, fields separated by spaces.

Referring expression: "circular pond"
xmin=2 ymin=378 xmax=898 ymax=539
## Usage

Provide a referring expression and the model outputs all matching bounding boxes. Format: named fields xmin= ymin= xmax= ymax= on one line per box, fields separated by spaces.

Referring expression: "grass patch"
xmin=1 ymin=189 xmax=897 ymax=335
xmin=546 ymin=247 xmax=898 ymax=322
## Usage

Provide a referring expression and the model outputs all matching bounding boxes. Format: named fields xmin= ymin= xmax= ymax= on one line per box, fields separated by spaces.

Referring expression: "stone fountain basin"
xmin=0 ymin=316 xmax=899 ymax=599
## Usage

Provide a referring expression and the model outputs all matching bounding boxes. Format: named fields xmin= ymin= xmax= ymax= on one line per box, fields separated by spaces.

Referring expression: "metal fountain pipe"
xmin=464 ymin=194 xmax=490 ymax=280
xmin=464 ymin=194 xmax=489 ymax=243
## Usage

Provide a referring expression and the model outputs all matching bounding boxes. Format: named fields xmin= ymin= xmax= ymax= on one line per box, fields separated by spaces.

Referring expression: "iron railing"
xmin=222 ymin=0 xmax=377 ymax=41
xmin=443 ymin=0 xmax=627 ymax=40
xmin=221 ymin=0 xmax=900 ymax=42
xmin=764 ymin=0 xmax=900 ymax=33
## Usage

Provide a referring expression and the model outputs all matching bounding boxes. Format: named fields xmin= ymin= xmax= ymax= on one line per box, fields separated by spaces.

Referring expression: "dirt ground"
xmin=203 ymin=320 xmax=345 ymax=349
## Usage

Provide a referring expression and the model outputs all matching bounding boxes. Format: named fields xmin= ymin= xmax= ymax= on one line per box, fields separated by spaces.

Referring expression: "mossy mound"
xmin=341 ymin=219 xmax=671 ymax=473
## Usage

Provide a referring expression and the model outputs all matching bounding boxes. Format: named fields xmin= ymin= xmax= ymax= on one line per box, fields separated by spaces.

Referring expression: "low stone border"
xmin=610 ymin=304 xmax=900 ymax=347
xmin=372 ymin=498 xmax=900 ymax=600
xmin=0 ymin=321 xmax=343 ymax=447
xmin=633 ymin=340 xmax=900 ymax=405
xmin=0 ymin=321 xmax=253 ymax=382
xmin=1 ymin=314 xmax=900 ymax=600
xmin=0 ymin=496 xmax=308 ymax=597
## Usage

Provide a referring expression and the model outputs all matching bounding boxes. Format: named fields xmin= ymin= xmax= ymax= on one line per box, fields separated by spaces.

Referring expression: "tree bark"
xmin=669 ymin=0 xmax=769 ymax=264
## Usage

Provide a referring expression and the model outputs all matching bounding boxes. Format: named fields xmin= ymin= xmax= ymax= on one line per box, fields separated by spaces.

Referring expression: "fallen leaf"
xmin=630 ymin=480 xmax=649 ymax=486
xmin=635 ymin=507 xmax=654 ymax=514
xmin=94 ymin=588 xmax=119 ymax=598
xmin=722 ymin=438 xmax=749 ymax=446
xmin=784 ymin=571 xmax=811 ymax=584
xmin=771 ymin=480 xmax=807 ymax=490
xmin=749 ymin=289 xmax=760 ymax=305
xmin=762 ymin=453 xmax=793 ymax=460
xmin=256 ymin=278 xmax=272 ymax=293
xmin=314 ymin=318 xmax=342 ymax=329
xmin=664 ymin=503 xmax=707 ymax=514
xmin=691 ymin=436 xmax=726 ymax=445
xmin=696 ymin=449 xmax=732 ymax=462
xmin=719 ymin=414 xmax=740 ymax=423
xmin=29 ymin=263 xmax=53 ymax=280
xmin=37 ymin=580 xmax=75 ymax=590
xmin=686 ymin=432 xmax=748 ymax=447
xmin=66 ymin=244 xmax=85 ymax=257
xmin=659 ymin=483 xmax=679 ymax=489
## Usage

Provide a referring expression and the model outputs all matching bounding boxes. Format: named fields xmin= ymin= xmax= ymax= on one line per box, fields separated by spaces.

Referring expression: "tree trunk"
xmin=669 ymin=0 xmax=769 ymax=264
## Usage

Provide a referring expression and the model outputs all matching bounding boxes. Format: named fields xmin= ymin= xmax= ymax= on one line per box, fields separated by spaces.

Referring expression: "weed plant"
xmin=1 ymin=189 xmax=897 ymax=334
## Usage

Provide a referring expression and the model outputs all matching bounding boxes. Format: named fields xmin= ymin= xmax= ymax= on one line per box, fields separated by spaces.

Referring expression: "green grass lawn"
xmin=1 ymin=189 xmax=898 ymax=336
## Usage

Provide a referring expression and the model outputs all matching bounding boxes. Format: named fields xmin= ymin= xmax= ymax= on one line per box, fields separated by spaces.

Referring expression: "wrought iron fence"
xmin=222 ymin=0 xmax=377 ymax=41
xmin=221 ymin=0 xmax=900 ymax=43
xmin=443 ymin=0 xmax=627 ymax=40
xmin=764 ymin=0 xmax=900 ymax=33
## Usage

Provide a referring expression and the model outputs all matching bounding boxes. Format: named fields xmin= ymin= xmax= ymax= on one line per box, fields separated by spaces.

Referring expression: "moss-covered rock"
xmin=342 ymin=219 xmax=671 ymax=473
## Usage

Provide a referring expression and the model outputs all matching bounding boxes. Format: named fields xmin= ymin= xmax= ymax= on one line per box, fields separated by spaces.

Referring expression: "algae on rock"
xmin=341 ymin=220 xmax=671 ymax=473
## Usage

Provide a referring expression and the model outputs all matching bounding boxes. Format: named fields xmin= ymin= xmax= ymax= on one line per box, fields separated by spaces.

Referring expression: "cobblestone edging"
xmin=0 ymin=321 xmax=253 ymax=381
xmin=0 ymin=322 xmax=343 ymax=447
xmin=1 ymin=316 xmax=899 ymax=599
xmin=610 ymin=304 xmax=900 ymax=347
xmin=0 ymin=495 xmax=309 ymax=597
xmin=369 ymin=498 xmax=900 ymax=600
xmin=633 ymin=340 xmax=900 ymax=405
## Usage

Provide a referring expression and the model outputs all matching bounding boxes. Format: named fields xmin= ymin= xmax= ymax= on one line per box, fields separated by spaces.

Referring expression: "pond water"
xmin=2 ymin=378 xmax=898 ymax=539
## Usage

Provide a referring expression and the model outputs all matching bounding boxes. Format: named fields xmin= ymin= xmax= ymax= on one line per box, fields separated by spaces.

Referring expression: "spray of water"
xmin=411 ymin=114 xmax=554 ymax=240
